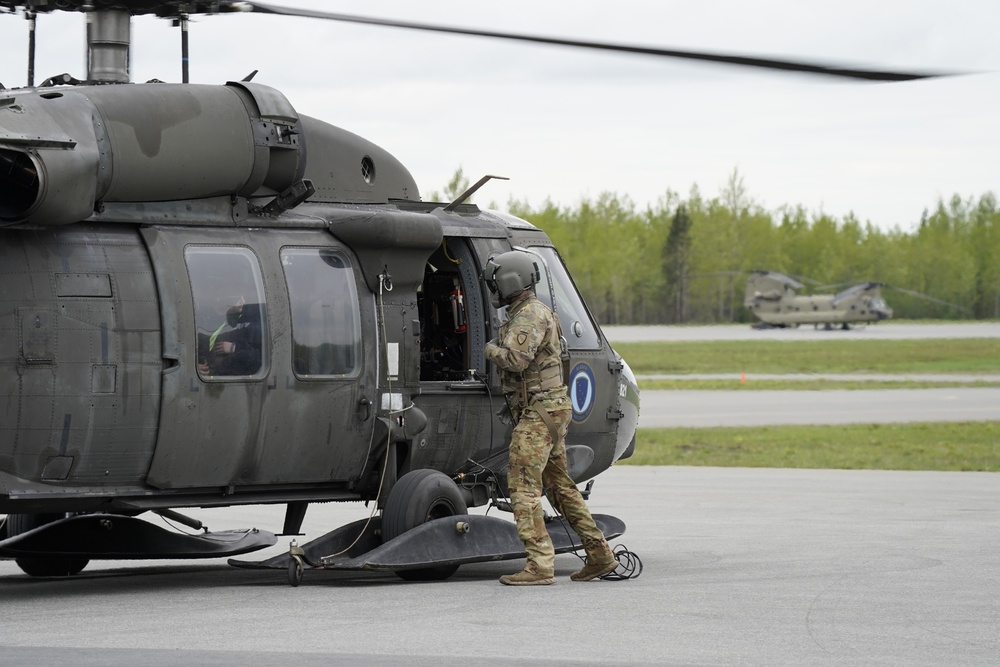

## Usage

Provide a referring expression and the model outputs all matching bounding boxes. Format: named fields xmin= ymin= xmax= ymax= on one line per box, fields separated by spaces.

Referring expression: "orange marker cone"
xmin=740 ymin=372 xmax=746 ymax=384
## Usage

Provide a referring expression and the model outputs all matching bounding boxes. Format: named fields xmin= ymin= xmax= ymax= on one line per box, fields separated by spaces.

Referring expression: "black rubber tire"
xmin=382 ymin=469 xmax=468 ymax=581
xmin=8 ymin=513 xmax=89 ymax=577
xmin=288 ymin=558 xmax=303 ymax=587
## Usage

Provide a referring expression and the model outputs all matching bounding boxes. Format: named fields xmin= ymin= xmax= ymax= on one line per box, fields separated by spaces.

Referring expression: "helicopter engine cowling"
xmin=0 ymin=89 xmax=105 ymax=226
xmin=0 ymin=82 xmax=307 ymax=226
xmin=86 ymin=81 xmax=307 ymax=205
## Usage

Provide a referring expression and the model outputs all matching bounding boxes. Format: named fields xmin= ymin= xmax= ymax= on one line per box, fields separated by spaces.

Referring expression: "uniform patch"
xmin=517 ymin=332 xmax=528 ymax=346
xmin=569 ymin=363 xmax=596 ymax=423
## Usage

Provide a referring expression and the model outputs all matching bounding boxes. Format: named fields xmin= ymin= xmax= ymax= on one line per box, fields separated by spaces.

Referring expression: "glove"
xmin=496 ymin=403 xmax=514 ymax=426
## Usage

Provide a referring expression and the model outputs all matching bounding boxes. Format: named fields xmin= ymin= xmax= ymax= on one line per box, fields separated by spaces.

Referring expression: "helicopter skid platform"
xmin=0 ymin=513 xmax=277 ymax=560
xmin=229 ymin=513 xmax=626 ymax=574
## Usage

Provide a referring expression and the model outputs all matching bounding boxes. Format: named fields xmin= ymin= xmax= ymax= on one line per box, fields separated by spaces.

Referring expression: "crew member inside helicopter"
xmin=197 ymin=296 xmax=263 ymax=377
xmin=187 ymin=246 xmax=268 ymax=379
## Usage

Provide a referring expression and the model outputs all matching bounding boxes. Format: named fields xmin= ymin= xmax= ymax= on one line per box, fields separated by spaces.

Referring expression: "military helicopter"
xmin=744 ymin=270 xmax=893 ymax=329
xmin=0 ymin=2 xmax=942 ymax=582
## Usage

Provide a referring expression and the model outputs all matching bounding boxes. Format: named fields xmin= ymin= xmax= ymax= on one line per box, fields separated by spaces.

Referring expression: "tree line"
xmin=500 ymin=173 xmax=1000 ymax=325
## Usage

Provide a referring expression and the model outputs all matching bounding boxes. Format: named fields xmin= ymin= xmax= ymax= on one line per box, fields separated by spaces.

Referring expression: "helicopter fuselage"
xmin=744 ymin=270 xmax=893 ymax=327
xmin=0 ymin=82 xmax=639 ymax=520
xmin=747 ymin=292 xmax=893 ymax=326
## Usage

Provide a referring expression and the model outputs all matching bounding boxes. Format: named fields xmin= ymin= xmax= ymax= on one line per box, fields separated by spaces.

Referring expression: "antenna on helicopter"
xmin=444 ymin=175 xmax=509 ymax=212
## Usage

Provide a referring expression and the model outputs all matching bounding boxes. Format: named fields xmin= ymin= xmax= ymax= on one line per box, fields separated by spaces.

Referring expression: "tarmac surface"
xmin=603 ymin=321 xmax=1000 ymax=343
xmin=3 ymin=322 xmax=997 ymax=664
xmin=639 ymin=386 xmax=1000 ymax=427
xmin=607 ymin=322 xmax=1000 ymax=427
xmin=2 ymin=465 xmax=999 ymax=666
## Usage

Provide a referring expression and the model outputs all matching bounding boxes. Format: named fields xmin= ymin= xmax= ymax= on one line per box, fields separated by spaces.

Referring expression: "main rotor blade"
xmin=887 ymin=286 xmax=971 ymax=312
xmin=241 ymin=2 xmax=943 ymax=82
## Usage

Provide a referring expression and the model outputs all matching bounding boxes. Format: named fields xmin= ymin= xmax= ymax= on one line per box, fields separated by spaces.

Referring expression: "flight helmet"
xmin=484 ymin=250 xmax=541 ymax=307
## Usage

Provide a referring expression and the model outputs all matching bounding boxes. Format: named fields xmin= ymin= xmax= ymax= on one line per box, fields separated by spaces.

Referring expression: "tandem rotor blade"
xmin=887 ymin=285 xmax=972 ymax=313
xmin=241 ymin=2 xmax=945 ymax=82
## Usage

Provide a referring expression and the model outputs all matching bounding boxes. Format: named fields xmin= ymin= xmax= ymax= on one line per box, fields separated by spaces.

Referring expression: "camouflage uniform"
xmin=484 ymin=290 xmax=614 ymax=577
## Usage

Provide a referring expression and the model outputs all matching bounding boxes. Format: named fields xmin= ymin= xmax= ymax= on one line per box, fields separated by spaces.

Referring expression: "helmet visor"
xmin=484 ymin=258 xmax=501 ymax=295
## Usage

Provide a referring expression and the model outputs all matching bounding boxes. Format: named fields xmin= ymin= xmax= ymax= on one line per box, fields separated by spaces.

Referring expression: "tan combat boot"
xmin=570 ymin=557 xmax=617 ymax=582
xmin=499 ymin=564 xmax=555 ymax=586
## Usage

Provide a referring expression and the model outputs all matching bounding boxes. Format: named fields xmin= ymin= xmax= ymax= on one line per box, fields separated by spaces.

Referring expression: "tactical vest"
xmin=500 ymin=295 xmax=566 ymax=404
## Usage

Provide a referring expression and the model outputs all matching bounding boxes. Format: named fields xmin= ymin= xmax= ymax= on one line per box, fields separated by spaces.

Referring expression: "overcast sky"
xmin=1 ymin=1 xmax=998 ymax=231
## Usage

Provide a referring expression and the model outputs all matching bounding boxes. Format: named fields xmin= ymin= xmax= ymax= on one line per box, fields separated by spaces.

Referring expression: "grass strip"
xmin=615 ymin=338 xmax=1000 ymax=374
xmin=625 ymin=422 xmax=1000 ymax=471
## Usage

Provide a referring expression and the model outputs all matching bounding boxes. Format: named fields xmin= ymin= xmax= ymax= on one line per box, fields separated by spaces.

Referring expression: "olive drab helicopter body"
xmin=0 ymin=77 xmax=641 ymax=575
xmin=0 ymin=2 xmax=941 ymax=581
xmin=0 ymin=3 xmax=645 ymax=580
xmin=744 ymin=270 xmax=893 ymax=330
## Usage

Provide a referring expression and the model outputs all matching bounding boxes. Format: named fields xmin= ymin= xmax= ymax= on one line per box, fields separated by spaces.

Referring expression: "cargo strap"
xmin=528 ymin=395 xmax=561 ymax=443
xmin=538 ymin=364 xmax=563 ymax=388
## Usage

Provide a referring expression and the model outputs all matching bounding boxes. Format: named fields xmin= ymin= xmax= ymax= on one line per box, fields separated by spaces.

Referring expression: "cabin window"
xmin=185 ymin=246 xmax=267 ymax=379
xmin=281 ymin=247 xmax=362 ymax=378
xmin=528 ymin=246 xmax=601 ymax=350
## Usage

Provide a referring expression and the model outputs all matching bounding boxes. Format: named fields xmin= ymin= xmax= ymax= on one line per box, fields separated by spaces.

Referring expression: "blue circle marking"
xmin=569 ymin=362 xmax=595 ymax=423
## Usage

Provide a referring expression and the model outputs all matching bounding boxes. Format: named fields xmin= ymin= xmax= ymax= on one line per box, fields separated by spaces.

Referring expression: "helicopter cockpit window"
xmin=186 ymin=246 xmax=268 ymax=379
xmin=281 ymin=248 xmax=362 ymax=378
xmin=528 ymin=246 xmax=601 ymax=350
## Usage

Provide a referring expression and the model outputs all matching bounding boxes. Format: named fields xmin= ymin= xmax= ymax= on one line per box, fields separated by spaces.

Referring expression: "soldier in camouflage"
xmin=482 ymin=250 xmax=616 ymax=586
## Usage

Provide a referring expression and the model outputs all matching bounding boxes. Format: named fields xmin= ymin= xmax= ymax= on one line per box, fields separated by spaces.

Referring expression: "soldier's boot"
xmin=570 ymin=557 xmax=617 ymax=582
xmin=499 ymin=561 xmax=555 ymax=586
xmin=571 ymin=540 xmax=617 ymax=582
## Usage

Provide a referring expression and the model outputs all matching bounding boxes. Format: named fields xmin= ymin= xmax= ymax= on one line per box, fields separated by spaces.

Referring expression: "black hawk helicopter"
xmin=0 ymin=1 xmax=942 ymax=582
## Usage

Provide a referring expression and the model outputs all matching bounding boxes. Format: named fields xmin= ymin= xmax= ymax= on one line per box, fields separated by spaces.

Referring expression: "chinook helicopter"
xmin=0 ymin=2 xmax=944 ymax=582
xmin=744 ymin=270 xmax=893 ymax=330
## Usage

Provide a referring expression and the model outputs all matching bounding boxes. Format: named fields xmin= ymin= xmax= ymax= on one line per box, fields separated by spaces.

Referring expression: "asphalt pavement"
xmin=607 ymin=322 xmax=1000 ymax=427
xmin=603 ymin=321 xmax=1000 ymax=343
xmin=2 ymin=465 xmax=998 ymax=666
xmin=638 ymin=386 xmax=1000 ymax=427
xmin=2 ymin=322 xmax=997 ymax=664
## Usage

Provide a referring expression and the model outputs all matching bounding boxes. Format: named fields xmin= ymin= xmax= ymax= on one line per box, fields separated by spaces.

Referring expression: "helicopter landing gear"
xmin=286 ymin=540 xmax=306 ymax=587
xmin=233 ymin=511 xmax=628 ymax=582
xmin=7 ymin=513 xmax=90 ymax=577
xmin=382 ymin=469 xmax=468 ymax=581
xmin=287 ymin=558 xmax=304 ymax=587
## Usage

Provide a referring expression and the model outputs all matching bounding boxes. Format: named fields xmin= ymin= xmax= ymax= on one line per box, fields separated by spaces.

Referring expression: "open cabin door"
xmin=411 ymin=237 xmax=502 ymax=471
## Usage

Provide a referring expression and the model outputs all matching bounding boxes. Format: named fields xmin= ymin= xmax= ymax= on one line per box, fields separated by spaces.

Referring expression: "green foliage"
xmin=662 ymin=205 xmax=693 ymax=322
xmin=493 ymin=167 xmax=1000 ymax=324
xmin=626 ymin=422 xmax=1000 ymax=471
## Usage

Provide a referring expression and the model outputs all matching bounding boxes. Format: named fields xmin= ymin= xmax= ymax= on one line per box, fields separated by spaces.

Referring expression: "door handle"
xmin=358 ymin=396 xmax=371 ymax=421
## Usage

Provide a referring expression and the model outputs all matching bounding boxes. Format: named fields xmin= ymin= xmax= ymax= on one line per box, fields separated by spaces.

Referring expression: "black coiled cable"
xmin=600 ymin=543 xmax=643 ymax=580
